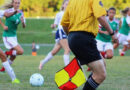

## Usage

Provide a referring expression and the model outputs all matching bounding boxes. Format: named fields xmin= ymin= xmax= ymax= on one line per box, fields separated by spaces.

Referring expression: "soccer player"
xmin=114 ymin=7 xmax=130 ymax=56
xmin=0 ymin=9 xmax=20 ymax=83
xmin=127 ymin=8 xmax=130 ymax=49
xmin=61 ymin=0 xmax=118 ymax=90
xmin=0 ymin=0 xmax=26 ymax=72
xmin=96 ymin=7 xmax=119 ymax=59
xmin=39 ymin=0 xmax=70 ymax=70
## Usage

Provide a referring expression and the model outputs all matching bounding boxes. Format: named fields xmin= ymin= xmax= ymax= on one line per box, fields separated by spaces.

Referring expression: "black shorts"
xmin=68 ymin=31 xmax=102 ymax=65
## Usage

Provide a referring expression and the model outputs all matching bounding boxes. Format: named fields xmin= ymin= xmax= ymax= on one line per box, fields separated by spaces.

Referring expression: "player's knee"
xmin=107 ymin=53 xmax=113 ymax=59
xmin=51 ymin=50 xmax=57 ymax=56
xmin=17 ymin=49 xmax=24 ymax=55
xmin=98 ymin=72 xmax=107 ymax=82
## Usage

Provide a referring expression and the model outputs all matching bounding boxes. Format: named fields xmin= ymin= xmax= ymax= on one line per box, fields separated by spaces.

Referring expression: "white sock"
xmin=63 ymin=54 xmax=70 ymax=66
xmin=2 ymin=61 xmax=16 ymax=81
xmin=8 ymin=59 xmax=13 ymax=65
xmin=41 ymin=52 xmax=53 ymax=65
xmin=12 ymin=50 xmax=17 ymax=56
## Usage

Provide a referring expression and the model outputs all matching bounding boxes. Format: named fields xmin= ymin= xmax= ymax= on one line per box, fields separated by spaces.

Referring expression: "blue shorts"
xmin=55 ymin=29 xmax=67 ymax=43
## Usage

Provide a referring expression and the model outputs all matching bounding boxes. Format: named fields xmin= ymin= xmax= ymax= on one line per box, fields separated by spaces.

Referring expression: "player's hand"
xmin=21 ymin=16 xmax=24 ymax=23
xmin=3 ymin=26 xmax=8 ymax=30
xmin=103 ymin=31 xmax=109 ymax=35
xmin=51 ymin=24 xmax=56 ymax=29
xmin=112 ymin=34 xmax=118 ymax=43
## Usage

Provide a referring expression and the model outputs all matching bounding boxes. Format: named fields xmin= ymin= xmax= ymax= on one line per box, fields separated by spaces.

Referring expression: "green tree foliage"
xmin=0 ymin=0 xmax=129 ymax=17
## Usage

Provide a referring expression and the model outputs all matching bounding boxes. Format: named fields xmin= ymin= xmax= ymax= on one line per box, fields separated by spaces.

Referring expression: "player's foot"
xmin=87 ymin=68 xmax=91 ymax=72
xmin=0 ymin=67 xmax=5 ymax=72
xmin=119 ymin=49 xmax=125 ymax=56
xmin=39 ymin=61 xmax=44 ymax=70
xmin=12 ymin=78 xmax=20 ymax=84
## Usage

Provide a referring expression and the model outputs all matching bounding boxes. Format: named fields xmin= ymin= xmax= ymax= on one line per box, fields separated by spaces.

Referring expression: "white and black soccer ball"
xmin=30 ymin=73 xmax=44 ymax=87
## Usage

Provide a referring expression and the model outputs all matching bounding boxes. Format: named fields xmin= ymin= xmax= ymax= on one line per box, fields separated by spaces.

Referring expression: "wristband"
xmin=110 ymin=31 xmax=114 ymax=36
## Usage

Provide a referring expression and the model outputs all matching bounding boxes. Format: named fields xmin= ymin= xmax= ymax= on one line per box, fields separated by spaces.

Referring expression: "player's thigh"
xmin=96 ymin=40 xmax=104 ymax=52
xmin=3 ymin=37 xmax=18 ymax=50
xmin=105 ymin=43 xmax=113 ymax=56
xmin=13 ymin=45 xmax=23 ymax=52
xmin=118 ymin=34 xmax=128 ymax=45
xmin=51 ymin=43 xmax=62 ymax=55
xmin=0 ymin=48 xmax=6 ymax=62
xmin=87 ymin=59 xmax=106 ymax=82
xmin=59 ymin=39 xmax=70 ymax=51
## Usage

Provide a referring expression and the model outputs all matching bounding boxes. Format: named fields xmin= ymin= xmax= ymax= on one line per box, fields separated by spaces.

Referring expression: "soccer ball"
xmin=30 ymin=73 xmax=44 ymax=86
xmin=36 ymin=45 xmax=40 ymax=50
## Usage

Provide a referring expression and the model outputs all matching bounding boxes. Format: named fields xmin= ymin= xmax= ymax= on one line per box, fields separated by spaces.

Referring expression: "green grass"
xmin=0 ymin=19 xmax=55 ymax=43
xmin=0 ymin=55 xmax=130 ymax=90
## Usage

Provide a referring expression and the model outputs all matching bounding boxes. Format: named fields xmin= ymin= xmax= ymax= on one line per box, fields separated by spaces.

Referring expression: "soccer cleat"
xmin=39 ymin=61 xmax=44 ymax=70
xmin=12 ymin=78 xmax=20 ymax=84
xmin=0 ymin=67 xmax=5 ymax=72
xmin=119 ymin=49 xmax=125 ymax=56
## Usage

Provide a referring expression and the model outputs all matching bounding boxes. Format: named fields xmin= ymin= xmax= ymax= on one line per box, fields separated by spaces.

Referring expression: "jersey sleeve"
xmin=0 ymin=10 xmax=5 ymax=18
xmin=61 ymin=3 xmax=70 ymax=27
xmin=99 ymin=24 xmax=102 ymax=30
xmin=92 ymin=0 xmax=106 ymax=18
xmin=54 ymin=13 xmax=60 ymax=25
xmin=126 ymin=16 xmax=130 ymax=24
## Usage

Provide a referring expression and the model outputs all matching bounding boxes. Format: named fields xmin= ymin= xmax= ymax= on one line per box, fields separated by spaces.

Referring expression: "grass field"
xmin=0 ymin=18 xmax=130 ymax=90
xmin=0 ymin=55 xmax=130 ymax=90
xmin=0 ymin=19 xmax=55 ymax=44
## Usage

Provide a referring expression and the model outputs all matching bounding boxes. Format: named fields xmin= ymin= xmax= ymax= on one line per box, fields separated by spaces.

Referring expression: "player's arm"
xmin=61 ymin=4 xmax=70 ymax=34
xmin=98 ymin=16 xmax=114 ymax=34
xmin=98 ymin=16 xmax=118 ymax=43
xmin=98 ymin=25 xmax=109 ymax=35
xmin=63 ymin=26 xmax=69 ymax=34
xmin=4 ymin=10 xmax=17 ymax=17
xmin=51 ymin=24 xmax=57 ymax=29
xmin=21 ymin=16 xmax=26 ymax=28
xmin=126 ymin=16 xmax=130 ymax=27
xmin=0 ymin=19 xmax=8 ymax=30
xmin=51 ymin=13 xmax=60 ymax=29
xmin=98 ymin=29 xmax=109 ymax=35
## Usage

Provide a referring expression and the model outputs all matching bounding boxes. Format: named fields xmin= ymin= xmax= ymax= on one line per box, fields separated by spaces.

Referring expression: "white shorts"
xmin=127 ymin=33 xmax=130 ymax=41
xmin=3 ymin=37 xmax=18 ymax=49
xmin=117 ymin=33 xmax=128 ymax=45
xmin=96 ymin=40 xmax=113 ymax=52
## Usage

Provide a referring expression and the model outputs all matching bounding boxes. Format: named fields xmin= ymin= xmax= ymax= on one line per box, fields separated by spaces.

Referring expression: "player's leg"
xmin=68 ymin=32 xmax=106 ymax=90
xmin=119 ymin=44 xmax=128 ymax=56
xmin=59 ymin=39 xmax=70 ymax=66
xmin=39 ymin=43 xmax=61 ymax=70
xmin=87 ymin=40 xmax=104 ymax=71
xmin=83 ymin=60 xmax=106 ymax=90
xmin=119 ymin=35 xmax=129 ymax=56
xmin=3 ymin=37 xmax=22 ymax=56
xmin=113 ymin=33 xmax=120 ymax=49
xmin=127 ymin=34 xmax=130 ymax=49
xmin=105 ymin=43 xmax=114 ymax=59
xmin=13 ymin=45 xmax=24 ymax=55
xmin=0 ymin=48 xmax=20 ymax=83
xmin=113 ymin=42 xmax=119 ymax=49
xmin=1 ymin=37 xmax=18 ymax=72
xmin=128 ymin=40 xmax=130 ymax=49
